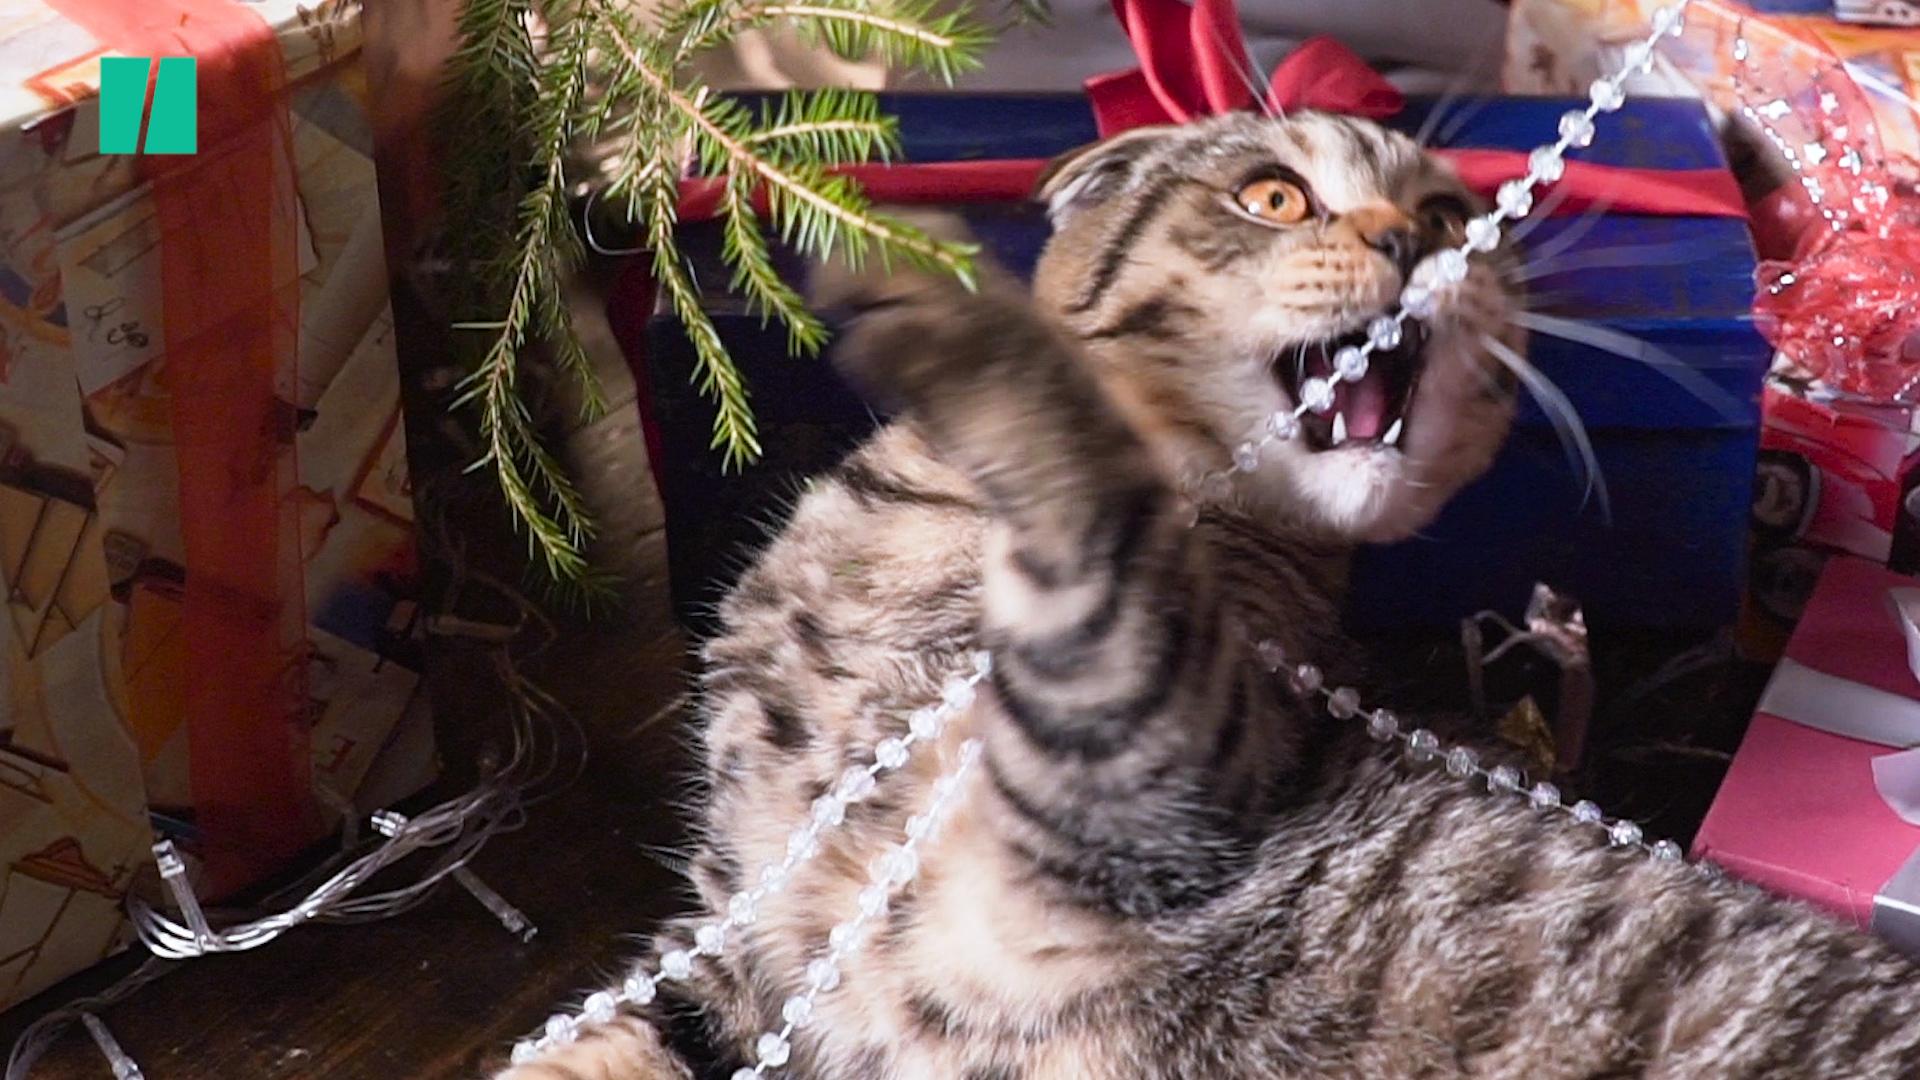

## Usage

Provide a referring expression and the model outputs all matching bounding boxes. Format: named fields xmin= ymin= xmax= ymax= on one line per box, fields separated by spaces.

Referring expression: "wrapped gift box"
xmin=619 ymin=91 xmax=1770 ymax=637
xmin=1695 ymin=555 xmax=1920 ymax=955
xmin=0 ymin=0 xmax=431 ymax=1010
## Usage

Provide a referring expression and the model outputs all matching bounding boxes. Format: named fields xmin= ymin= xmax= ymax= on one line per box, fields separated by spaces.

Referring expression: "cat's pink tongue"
xmin=1332 ymin=372 xmax=1390 ymax=439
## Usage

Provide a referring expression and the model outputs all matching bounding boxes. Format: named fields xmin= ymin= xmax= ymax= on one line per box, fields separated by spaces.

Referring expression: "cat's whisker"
xmin=1200 ymin=16 xmax=1280 ymax=119
xmin=639 ymin=845 xmax=694 ymax=877
xmin=1251 ymin=61 xmax=1280 ymax=121
xmin=1468 ymin=353 xmax=1512 ymax=398
xmin=1515 ymin=241 xmax=1705 ymax=283
xmin=1507 ymin=311 xmax=1746 ymax=424
xmin=1479 ymin=333 xmax=1611 ymax=522
xmin=1504 ymin=186 xmax=1586 ymax=248
xmin=1515 ymin=288 xmax=1582 ymax=313
xmin=1416 ymin=82 xmax=1480 ymax=150
xmin=1432 ymin=97 xmax=1496 ymax=148
xmin=1416 ymin=32 xmax=1504 ymax=148
xmin=1510 ymin=194 xmax=1611 ymax=255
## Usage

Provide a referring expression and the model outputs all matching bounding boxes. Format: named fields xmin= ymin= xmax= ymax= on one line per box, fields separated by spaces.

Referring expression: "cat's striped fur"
xmin=496 ymin=113 xmax=1920 ymax=1079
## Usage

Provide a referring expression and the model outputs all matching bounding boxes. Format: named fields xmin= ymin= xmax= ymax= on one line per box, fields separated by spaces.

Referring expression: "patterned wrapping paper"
xmin=1504 ymin=0 xmax=1920 ymax=174
xmin=0 ymin=0 xmax=432 ymax=1012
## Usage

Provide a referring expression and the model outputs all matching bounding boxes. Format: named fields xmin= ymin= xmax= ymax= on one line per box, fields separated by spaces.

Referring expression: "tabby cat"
xmin=495 ymin=111 xmax=1920 ymax=1079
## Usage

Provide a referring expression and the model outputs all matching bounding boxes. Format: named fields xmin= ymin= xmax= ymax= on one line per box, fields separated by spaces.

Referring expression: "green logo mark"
xmin=99 ymin=56 xmax=197 ymax=155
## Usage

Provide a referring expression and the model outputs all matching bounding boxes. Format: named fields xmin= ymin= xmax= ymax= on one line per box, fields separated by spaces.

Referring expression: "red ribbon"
xmin=48 ymin=0 xmax=315 ymax=897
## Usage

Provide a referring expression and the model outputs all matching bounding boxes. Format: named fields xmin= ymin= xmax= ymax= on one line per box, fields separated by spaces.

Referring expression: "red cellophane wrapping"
xmin=1755 ymin=207 xmax=1920 ymax=402
xmin=1735 ymin=14 xmax=1920 ymax=402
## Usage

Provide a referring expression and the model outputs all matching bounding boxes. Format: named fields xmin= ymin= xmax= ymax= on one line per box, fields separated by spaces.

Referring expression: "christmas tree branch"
xmin=606 ymin=22 xmax=972 ymax=276
xmin=446 ymin=0 xmax=996 ymax=585
xmin=448 ymin=0 xmax=601 ymax=583
xmin=765 ymin=4 xmax=971 ymax=52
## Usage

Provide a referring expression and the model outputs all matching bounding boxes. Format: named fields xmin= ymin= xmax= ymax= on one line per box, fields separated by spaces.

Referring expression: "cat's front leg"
xmin=488 ymin=1013 xmax=694 ymax=1080
xmin=817 ymin=217 xmax=1317 ymax=917
xmin=485 ymin=931 xmax=741 ymax=1080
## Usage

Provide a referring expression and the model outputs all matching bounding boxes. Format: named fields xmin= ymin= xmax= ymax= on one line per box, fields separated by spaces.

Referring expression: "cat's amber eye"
xmin=1418 ymin=194 xmax=1472 ymax=239
xmin=1235 ymin=178 xmax=1312 ymax=225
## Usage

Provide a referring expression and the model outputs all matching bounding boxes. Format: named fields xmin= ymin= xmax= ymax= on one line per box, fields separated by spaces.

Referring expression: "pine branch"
xmin=770 ymin=0 xmax=993 ymax=79
xmin=451 ymin=0 xmax=538 ymax=92
xmin=657 ymin=0 xmax=764 ymax=63
xmin=745 ymin=89 xmax=899 ymax=166
xmin=721 ymin=170 xmax=828 ymax=354
xmin=446 ymin=0 xmax=993 ymax=585
xmin=607 ymin=21 xmax=975 ymax=279
xmin=448 ymin=0 xmax=603 ymax=582
xmin=1002 ymin=0 xmax=1052 ymax=26
xmin=642 ymin=164 xmax=763 ymax=466
xmin=660 ymin=0 xmax=990 ymax=79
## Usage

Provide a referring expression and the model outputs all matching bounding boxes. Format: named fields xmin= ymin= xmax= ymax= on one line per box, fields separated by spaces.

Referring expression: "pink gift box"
xmin=1695 ymin=556 xmax=1920 ymax=952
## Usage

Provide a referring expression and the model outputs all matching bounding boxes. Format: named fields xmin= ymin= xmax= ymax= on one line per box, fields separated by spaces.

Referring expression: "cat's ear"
xmin=1033 ymin=126 xmax=1177 ymax=223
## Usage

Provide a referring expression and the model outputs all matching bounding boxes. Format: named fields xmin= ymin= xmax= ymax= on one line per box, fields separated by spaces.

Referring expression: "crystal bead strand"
xmin=506 ymin=652 xmax=993 ymax=1067
xmin=1255 ymin=641 xmax=1690 ymax=867
xmin=1219 ymin=0 xmax=1699 ymax=873
xmin=1211 ymin=0 xmax=1691 ymax=872
xmin=732 ymin=740 xmax=984 ymax=1079
xmin=1213 ymin=1 xmax=1692 ymax=484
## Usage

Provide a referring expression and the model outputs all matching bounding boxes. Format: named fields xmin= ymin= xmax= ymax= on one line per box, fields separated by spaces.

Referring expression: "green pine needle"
xmin=747 ymin=90 xmax=899 ymax=167
xmin=446 ymin=0 xmax=995 ymax=586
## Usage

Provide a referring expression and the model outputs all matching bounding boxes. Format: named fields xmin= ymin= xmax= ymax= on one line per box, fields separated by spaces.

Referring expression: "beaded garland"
xmin=727 ymin=739 xmax=985 ymax=1079
xmin=507 ymin=656 xmax=994 ymax=1068
xmin=510 ymin=3 xmax=1707 ymax=1073
xmin=1263 ymin=648 xmax=1688 ymax=865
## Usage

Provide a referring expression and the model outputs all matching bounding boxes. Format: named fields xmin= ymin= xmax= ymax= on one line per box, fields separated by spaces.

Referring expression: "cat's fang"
xmin=1383 ymin=418 xmax=1403 ymax=446
xmin=1330 ymin=411 xmax=1347 ymax=444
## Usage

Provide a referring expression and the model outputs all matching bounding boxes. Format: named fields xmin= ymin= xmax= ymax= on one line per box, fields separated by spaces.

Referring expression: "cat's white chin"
xmin=1267 ymin=442 xmax=1448 ymax=543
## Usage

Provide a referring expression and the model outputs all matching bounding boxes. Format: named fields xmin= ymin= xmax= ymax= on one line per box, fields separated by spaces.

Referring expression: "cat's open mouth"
xmin=1274 ymin=322 xmax=1429 ymax=452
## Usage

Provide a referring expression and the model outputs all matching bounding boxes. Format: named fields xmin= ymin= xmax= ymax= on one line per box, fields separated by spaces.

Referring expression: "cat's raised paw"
xmin=807 ymin=209 xmax=986 ymax=318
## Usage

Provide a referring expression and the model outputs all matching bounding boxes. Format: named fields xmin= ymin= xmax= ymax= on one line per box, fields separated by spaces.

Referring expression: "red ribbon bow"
xmin=1082 ymin=0 xmax=1743 ymax=219
xmin=1086 ymin=0 xmax=1403 ymax=131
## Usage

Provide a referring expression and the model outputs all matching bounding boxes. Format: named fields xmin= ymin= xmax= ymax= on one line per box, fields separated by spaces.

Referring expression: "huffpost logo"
xmin=98 ymin=56 xmax=197 ymax=155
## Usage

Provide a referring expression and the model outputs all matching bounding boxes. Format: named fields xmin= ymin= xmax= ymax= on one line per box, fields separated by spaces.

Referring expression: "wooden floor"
xmin=5 ymin=712 xmax=692 ymax=1079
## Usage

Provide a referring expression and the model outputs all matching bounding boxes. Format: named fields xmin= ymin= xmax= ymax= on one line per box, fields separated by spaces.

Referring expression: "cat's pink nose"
xmin=1345 ymin=204 xmax=1420 ymax=278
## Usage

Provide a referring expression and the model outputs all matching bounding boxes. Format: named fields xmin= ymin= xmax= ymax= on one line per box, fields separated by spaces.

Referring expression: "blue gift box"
xmin=633 ymin=93 xmax=1769 ymax=636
